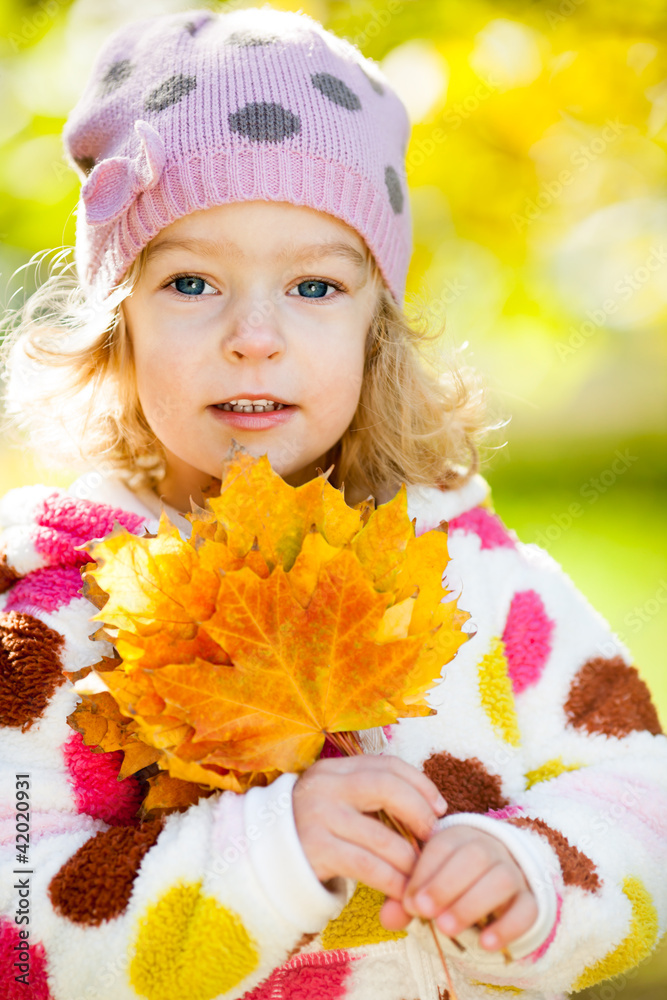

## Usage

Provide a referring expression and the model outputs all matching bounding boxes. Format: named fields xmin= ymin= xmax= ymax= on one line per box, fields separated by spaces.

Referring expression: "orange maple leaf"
xmin=79 ymin=443 xmax=470 ymax=793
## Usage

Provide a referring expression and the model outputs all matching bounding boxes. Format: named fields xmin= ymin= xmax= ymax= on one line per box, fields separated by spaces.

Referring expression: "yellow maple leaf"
xmin=80 ymin=445 xmax=470 ymax=794
xmin=352 ymin=484 xmax=415 ymax=593
xmin=192 ymin=445 xmax=363 ymax=570
xmin=88 ymin=514 xmax=221 ymax=639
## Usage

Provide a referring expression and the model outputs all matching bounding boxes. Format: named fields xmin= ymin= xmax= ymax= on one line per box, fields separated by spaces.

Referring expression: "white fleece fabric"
xmin=0 ymin=471 xmax=665 ymax=1000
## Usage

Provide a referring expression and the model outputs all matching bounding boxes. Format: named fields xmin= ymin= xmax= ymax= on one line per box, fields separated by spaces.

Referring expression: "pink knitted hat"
xmin=62 ymin=6 xmax=413 ymax=306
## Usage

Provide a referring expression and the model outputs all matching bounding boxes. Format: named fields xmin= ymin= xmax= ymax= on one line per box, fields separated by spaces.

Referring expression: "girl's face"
xmin=123 ymin=201 xmax=380 ymax=511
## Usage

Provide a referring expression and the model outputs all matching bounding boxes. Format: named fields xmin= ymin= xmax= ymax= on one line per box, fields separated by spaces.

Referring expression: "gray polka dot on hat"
xmin=183 ymin=13 xmax=213 ymax=36
xmin=225 ymin=30 xmax=281 ymax=46
xmin=385 ymin=165 xmax=404 ymax=214
xmin=144 ymin=74 xmax=197 ymax=113
xmin=100 ymin=60 xmax=132 ymax=96
xmin=229 ymin=102 xmax=301 ymax=143
xmin=311 ymin=72 xmax=361 ymax=111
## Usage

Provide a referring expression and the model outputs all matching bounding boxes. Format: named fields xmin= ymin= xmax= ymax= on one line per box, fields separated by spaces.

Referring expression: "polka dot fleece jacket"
xmin=0 ymin=472 xmax=666 ymax=1000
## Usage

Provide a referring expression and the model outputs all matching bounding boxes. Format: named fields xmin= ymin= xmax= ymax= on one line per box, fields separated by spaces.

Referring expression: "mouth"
xmin=208 ymin=397 xmax=297 ymax=430
xmin=213 ymin=397 xmax=291 ymax=413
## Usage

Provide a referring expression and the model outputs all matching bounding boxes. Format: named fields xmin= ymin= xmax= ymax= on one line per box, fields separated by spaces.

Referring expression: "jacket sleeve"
xmin=0 ymin=486 xmax=346 ymax=1000
xmin=394 ymin=499 xmax=667 ymax=997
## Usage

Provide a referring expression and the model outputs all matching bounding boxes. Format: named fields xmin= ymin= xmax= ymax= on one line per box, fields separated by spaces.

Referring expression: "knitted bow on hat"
xmin=80 ymin=120 xmax=166 ymax=226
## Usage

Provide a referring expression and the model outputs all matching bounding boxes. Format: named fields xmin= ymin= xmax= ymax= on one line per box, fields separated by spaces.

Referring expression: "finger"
xmin=479 ymin=890 xmax=539 ymax=950
xmin=372 ymin=755 xmax=448 ymax=814
xmin=316 ymin=755 xmax=447 ymax=815
xmin=434 ymin=863 xmax=523 ymax=936
xmin=404 ymin=838 xmax=506 ymax=917
xmin=339 ymin=770 xmax=441 ymax=841
xmin=406 ymin=839 xmax=494 ymax=917
xmin=327 ymin=806 xmax=418 ymax=877
xmin=379 ymin=896 xmax=412 ymax=931
xmin=327 ymin=836 xmax=410 ymax=900
xmin=403 ymin=835 xmax=460 ymax=911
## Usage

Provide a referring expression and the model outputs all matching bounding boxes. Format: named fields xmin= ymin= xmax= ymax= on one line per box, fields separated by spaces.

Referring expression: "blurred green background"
xmin=0 ymin=0 xmax=665 ymax=995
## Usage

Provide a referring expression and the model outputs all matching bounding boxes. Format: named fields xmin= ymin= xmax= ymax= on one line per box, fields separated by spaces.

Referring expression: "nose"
xmin=223 ymin=298 xmax=285 ymax=362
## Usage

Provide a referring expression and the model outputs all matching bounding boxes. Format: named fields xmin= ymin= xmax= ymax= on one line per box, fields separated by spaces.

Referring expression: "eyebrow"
xmin=145 ymin=235 xmax=369 ymax=272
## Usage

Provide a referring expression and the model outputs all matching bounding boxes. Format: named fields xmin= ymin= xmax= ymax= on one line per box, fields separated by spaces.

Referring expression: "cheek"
xmin=314 ymin=372 xmax=364 ymax=448
xmin=307 ymin=335 xmax=365 ymax=407
xmin=307 ymin=366 xmax=362 ymax=436
xmin=133 ymin=344 xmax=193 ymax=431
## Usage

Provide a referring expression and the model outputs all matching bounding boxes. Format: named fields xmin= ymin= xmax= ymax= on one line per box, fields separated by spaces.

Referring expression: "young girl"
xmin=0 ymin=7 xmax=665 ymax=1000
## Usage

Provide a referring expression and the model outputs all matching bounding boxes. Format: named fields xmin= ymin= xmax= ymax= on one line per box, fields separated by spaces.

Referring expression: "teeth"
xmin=217 ymin=399 xmax=286 ymax=413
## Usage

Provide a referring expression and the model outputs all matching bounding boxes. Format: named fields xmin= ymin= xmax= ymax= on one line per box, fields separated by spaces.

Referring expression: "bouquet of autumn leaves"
xmin=68 ymin=444 xmax=471 ymax=818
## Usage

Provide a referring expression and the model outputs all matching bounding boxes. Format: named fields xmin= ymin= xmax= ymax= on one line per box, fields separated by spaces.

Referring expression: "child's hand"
xmin=293 ymin=756 xmax=447 ymax=901
xmin=379 ymin=825 xmax=538 ymax=952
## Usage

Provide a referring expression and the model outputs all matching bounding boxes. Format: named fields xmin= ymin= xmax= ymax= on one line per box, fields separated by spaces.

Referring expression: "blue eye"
xmin=295 ymin=280 xmax=333 ymax=299
xmin=171 ymin=275 xmax=215 ymax=296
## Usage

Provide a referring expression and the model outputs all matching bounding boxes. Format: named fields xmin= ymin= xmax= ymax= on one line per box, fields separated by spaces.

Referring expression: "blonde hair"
xmin=0 ymin=244 xmax=504 ymax=502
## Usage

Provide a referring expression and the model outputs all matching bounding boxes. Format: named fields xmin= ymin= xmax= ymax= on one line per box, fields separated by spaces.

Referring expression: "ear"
xmin=81 ymin=120 xmax=166 ymax=226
